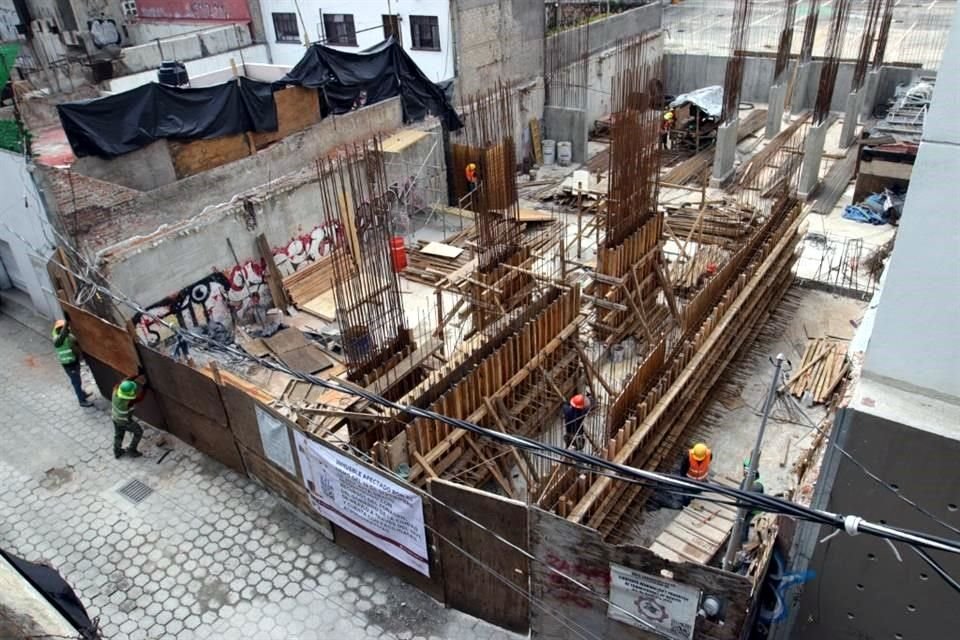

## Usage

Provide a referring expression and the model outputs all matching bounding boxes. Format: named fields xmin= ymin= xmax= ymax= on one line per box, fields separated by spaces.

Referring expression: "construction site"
xmin=2 ymin=1 xmax=958 ymax=639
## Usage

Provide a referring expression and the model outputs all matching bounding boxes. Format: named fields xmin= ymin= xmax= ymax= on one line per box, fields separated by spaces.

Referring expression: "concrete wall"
xmin=453 ymin=0 xmax=544 ymax=100
xmin=0 ymin=0 xmax=18 ymax=41
xmin=0 ymin=150 xmax=59 ymax=318
xmin=861 ymin=20 xmax=960 ymax=401
xmin=72 ymin=139 xmax=177 ymax=191
xmin=259 ymin=0 xmax=455 ymax=82
xmin=107 ymin=44 xmax=270 ymax=92
xmin=547 ymin=3 xmax=662 ymax=62
xmin=119 ymin=24 xmax=254 ymax=75
xmin=665 ymin=53 xmax=921 ymax=114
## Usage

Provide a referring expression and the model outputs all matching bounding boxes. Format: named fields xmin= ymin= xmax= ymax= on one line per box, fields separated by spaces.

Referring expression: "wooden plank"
xmin=301 ymin=292 xmax=337 ymax=322
xmin=278 ymin=345 xmax=333 ymax=374
xmin=157 ymin=394 xmax=245 ymax=473
xmin=464 ymin=436 xmax=514 ymax=498
xmin=431 ymin=479 xmax=529 ymax=633
xmin=262 ymin=327 xmax=309 ymax=354
xmin=137 ymin=344 xmax=228 ymax=425
xmin=420 ymin=242 xmax=464 ymax=259
xmin=84 ymin=354 xmax=166 ymax=429
xmin=60 ymin=301 xmax=140 ymax=377
xmin=257 ymin=233 xmax=290 ymax=312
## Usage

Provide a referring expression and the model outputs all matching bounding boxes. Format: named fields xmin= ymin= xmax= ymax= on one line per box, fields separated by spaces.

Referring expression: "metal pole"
xmin=722 ymin=353 xmax=785 ymax=571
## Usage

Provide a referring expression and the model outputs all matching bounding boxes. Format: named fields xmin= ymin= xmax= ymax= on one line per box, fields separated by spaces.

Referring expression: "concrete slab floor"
xmin=630 ymin=286 xmax=867 ymax=547
xmin=0 ymin=314 xmax=522 ymax=640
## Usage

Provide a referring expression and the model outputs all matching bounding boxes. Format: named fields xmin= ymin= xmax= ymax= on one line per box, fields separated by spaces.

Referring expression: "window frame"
xmin=382 ymin=13 xmax=401 ymax=43
xmin=409 ymin=15 xmax=440 ymax=52
xmin=271 ymin=12 xmax=300 ymax=44
xmin=323 ymin=13 xmax=358 ymax=47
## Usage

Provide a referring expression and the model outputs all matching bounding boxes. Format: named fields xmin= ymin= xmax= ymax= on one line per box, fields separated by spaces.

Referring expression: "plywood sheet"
xmin=380 ymin=128 xmax=429 ymax=153
xmin=158 ymin=394 xmax=244 ymax=473
xmin=279 ymin=345 xmax=333 ymax=374
xmin=168 ymin=133 xmax=250 ymax=179
xmin=516 ymin=208 xmax=554 ymax=223
xmin=430 ymin=480 xmax=529 ymax=633
xmin=262 ymin=328 xmax=309 ymax=354
xmin=60 ymin=301 xmax=140 ymax=377
xmin=251 ymin=86 xmax=321 ymax=149
xmin=84 ymin=354 xmax=166 ymax=430
xmin=301 ymin=292 xmax=337 ymax=322
xmin=137 ymin=344 xmax=228 ymax=425
xmin=419 ymin=242 xmax=464 ymax=259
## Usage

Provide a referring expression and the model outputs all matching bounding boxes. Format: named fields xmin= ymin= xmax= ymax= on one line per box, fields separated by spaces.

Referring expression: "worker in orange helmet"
xmin=682 ymin=442 xmax=712 ymax=481
xmin=563 ymin=393 xmax=592 ymax=450
xmin=465 ymin=162 xmax=480 ymax=193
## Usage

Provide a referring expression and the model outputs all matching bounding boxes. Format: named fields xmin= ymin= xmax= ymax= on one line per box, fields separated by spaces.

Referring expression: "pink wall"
xmin=136 ymin=0 xmax=252 ymax=21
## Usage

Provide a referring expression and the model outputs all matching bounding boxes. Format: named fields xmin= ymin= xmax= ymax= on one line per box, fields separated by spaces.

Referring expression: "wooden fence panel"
xmin=60 ymin=301 xmax=140 ymax=377
xmin=136 ymin=345 xmax=228 ymax=425
xmin=157 ymin=394 xmax=244 ymax=473
xmin=430 ymin=479 xmax=530 ymax=633
xmin=529 ymin=507 xmax=753 ymax=640
xmin=84 ymin=355 xmax=167 ymax=430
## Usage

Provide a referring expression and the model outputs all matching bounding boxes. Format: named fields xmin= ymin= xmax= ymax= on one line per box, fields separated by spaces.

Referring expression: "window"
xmin=323 ymin=13 xmax=357 ymax=46
xmin=382 ymin=14 xmax=401 ymax=42
xmin=409 ymin=15 xmax=440 ymax=51
xmin=272 ymin=13 xmax=300 ymax=43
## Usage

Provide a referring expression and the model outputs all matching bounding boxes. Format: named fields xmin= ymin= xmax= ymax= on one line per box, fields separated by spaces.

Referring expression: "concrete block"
xmin=839 ymin=90 xmax=862 ymax=149
xmin=860 ymin=70 xmax=881 ymax=119
xmin=765 ymin=84 xmax=787 ymax=139
xmin=543 ymin=106 xmax=588 ymax=164
xmin=798 ymin=121 xmax=828 ymax=198
xmin=711 ymin=118 xmax=739 ymax=185
xmin=199 ymin=26 xmax=252 ymax=57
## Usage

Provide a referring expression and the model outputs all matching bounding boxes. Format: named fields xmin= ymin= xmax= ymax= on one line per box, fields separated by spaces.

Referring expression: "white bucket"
xmin=542 ymin=139 xmax=556 ymax=165
xmin=557 ymin=141 xmax=573 ymax=166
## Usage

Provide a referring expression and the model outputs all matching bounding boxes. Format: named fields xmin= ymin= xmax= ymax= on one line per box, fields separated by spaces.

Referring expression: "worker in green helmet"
xmin=112 ymin=371 xmax=148 ymax=459
xmin=52 ymin=318 xmax=93 ymax=407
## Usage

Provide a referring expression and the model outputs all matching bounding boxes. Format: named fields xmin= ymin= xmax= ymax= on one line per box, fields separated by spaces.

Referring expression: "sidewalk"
xmin=0 ymin=313 xmax=521 ymax=640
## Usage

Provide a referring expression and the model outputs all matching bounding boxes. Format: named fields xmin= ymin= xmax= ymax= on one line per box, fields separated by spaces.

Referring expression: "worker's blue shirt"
xmin=563 ymin=405 xmax=588 ymax=434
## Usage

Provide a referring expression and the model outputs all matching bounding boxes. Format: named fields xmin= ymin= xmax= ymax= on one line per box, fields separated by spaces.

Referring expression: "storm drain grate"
xmin=116 ymin=479 xmax=153 ymax=505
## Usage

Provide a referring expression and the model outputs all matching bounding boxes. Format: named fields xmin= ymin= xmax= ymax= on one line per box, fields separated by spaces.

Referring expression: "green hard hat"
xmin=118 ymin=380 xmax=137 ymax=399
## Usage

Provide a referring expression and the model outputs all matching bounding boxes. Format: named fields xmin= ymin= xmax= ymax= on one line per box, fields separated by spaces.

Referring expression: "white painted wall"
xmin=862 ymin=17 xmax=960 ymax=400
xmin=0 ymin=0 xmax=19 ymax=41
xmin=106 ymin=44 xmax=270 ymax=93
xmin=0 ymin=150 xmax=59 ymax=318
xmin=258 ymin=0 xmax=454 ymax=82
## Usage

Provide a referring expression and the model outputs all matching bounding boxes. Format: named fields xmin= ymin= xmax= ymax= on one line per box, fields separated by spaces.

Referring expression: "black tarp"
xmin=58 ymin=77 xmax=278 ymax=158
xmin=0 ymin=548 xmax=98 ymax=638
xmin=276 ymin=37 xmax=462 ymax=131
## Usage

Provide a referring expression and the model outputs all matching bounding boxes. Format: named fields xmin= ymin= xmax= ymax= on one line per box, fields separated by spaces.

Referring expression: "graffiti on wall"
xmin=134 ymin=0 xmax=251 ymax=22
xmin=135 ymin=223 xmax=343 ymax=345
xmin=543 ymin=552 xmax=611 ymax=609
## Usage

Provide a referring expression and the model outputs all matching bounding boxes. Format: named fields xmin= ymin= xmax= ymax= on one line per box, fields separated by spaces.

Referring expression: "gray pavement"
xmin=0 ymin=313 xmax=523 ymax=640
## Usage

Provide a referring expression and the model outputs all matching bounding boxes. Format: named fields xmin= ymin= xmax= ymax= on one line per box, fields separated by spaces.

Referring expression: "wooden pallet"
xmin=649 ymin=476 xmax=739 ymax=565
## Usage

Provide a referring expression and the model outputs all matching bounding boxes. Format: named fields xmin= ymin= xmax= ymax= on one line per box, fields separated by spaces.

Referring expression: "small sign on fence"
xmin=254 ymin=406 xmax=298 ymax=476
xmin=608 ymin=563 xmax=700 ymax=640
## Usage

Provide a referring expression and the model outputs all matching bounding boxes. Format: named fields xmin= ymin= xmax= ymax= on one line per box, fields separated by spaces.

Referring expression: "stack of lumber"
xmin=282 ymin=256 xmax=340 ymax=307
xmin=665 ymin=204 xmax=758 ymax=246
xmin=661 ymin=109 xmax=768 ymax=186
xmin=404 ymin=240 xmax=473 ymax=286
xmin=786 ymin=338 xmax=849 ymax=404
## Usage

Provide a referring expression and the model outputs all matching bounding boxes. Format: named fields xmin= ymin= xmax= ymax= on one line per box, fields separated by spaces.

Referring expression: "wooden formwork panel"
xmin=430 ymin=480 xmax=529 ymax=633
xmin=137 ymin=344 xmax=228 ymax=426
xmin=168 ymin=134 xmax=251 ymax=179
xmin=60 ymin=301 xmax=140 ymax=377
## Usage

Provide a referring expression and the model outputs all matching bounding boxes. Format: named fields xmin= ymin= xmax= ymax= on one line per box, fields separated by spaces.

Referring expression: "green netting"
xmin=0 ymin=119 xmax=27 ymax=154
xmin=0 ymin=42 xmax=20 ymax=91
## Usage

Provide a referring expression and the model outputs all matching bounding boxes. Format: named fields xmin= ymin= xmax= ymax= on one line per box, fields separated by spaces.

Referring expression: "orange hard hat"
xmin=706 ymin=262 xmax=718 ymax=275
xmin=570 ymin=394 xmax=586 ymax=409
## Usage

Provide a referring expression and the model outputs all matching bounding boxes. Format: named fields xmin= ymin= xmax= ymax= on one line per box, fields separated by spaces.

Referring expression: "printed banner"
xmin=608 ymin=563 xmax=700 ymax=639
xmin=293 ymin=432 xmax=430 ymax=576
xmin=254 ymin=406 xmax=297 ymax=476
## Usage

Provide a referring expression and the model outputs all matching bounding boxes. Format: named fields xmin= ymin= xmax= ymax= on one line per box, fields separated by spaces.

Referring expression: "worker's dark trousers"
xmin=62 ymin=362 xmax=86 ymax=404
xmin=114 ymin=420 xmax=143 ymax=455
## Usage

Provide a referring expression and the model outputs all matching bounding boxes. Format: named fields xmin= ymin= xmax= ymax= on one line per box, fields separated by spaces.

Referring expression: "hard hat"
xmin=118 ymin=380 xmax=138 ymax=400
xmin=54 ymin=319 xmax=66 ymax=331
xmin=570 ymin=394 xmax=586 ymax=410
xmin=691 ymin=443 xmax=709 ymax=461
xmin=664 ymin=111 xmax=674 ymax=121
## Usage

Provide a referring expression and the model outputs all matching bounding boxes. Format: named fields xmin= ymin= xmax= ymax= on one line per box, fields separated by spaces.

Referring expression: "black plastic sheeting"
xmin=276 ymin=37 xmax=462 ymax=131
xmin=0 ymin=548 xmax=98 ymax=638
xmin=58 ymin=78 xmax=278 ymax=158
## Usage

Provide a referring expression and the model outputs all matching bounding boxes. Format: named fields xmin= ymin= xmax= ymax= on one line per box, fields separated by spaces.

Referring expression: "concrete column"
xmin=798 ymin=120 xmax=829 ymax=199
xmin=860 ymin=69 xmax=881 ymax=119
xmin=840 ymin=90 xmax=862 ymax=149
xmin=543 ymin=106 xmax=588 ymax=164
xmin=711 ymin=117 xmax=739 ymax=185
xmin=765 ymin=83 xmax=787 ymax=139
xmin=790 ymin=62 xmax=813 ymax=114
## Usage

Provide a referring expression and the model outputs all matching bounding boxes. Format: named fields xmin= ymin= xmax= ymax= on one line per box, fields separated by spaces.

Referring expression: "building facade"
xmin=258 ymin=0 xmax=454 ymax=82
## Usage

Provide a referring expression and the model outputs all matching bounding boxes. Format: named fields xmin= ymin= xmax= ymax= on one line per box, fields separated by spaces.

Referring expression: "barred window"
xmin=410 ymin=15 xmax=440 ymax=51
xmin=272 ymin=13 xmax=299 ymax=43
xmin=324 ymin=13 xmax=357 ymax=46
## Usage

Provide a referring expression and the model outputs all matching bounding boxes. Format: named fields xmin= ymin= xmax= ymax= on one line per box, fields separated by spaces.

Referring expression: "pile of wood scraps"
xmin=404 ymin=240 xmax=474 ymax=286
xmin=283 ymin=255 xmax=342 ymax=307
xmin=784 ymin=338 xmax=849 ymax=404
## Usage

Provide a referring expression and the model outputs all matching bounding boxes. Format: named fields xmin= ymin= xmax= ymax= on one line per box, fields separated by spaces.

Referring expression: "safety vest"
xmin=52 ymin=328 xmax=77 ymax=365
xmin=465 ymin=163 xmax=478 ymax=182
xmin=112 ymin=388 xmax=135 ymax=423
xmin=687 ymin=450 xmax=712 ymax=480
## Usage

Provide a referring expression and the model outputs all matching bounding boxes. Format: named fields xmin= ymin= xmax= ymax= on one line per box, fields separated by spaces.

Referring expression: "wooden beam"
xmin=256 ymin=233 xmax=291 ymax=313
xmin=465 ymin=435 xmax=514 ymax=498
xmin=574 ymin=343 xmax=615 ymax=398
xmin=654 ymin=260 xmax=682 ymax=324
xmin=413 ymin=451 xmax=439 ymax=479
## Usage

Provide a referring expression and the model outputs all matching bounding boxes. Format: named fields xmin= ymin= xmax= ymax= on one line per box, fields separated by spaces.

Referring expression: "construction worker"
xmin=661 ymin=110 xmax=675 ymax=150
xmin=112 ymin=371 xmax=148 ymax=459
xmin=465 ymin=162 xmax=479 ymax=193
xmin=681 ymin=442 xmax=712 ymax=481
xmin=52 ymin=319 xmax=93 ymax=408
xmin=563 ymin=393 xmax=591 ymax=450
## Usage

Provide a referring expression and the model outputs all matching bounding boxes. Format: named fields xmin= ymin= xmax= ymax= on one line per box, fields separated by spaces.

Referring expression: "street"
xmin=0 ymin=313 xmax=520 ymax=640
